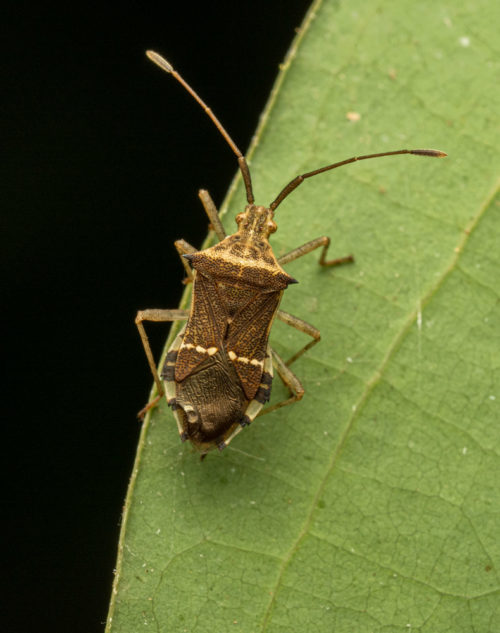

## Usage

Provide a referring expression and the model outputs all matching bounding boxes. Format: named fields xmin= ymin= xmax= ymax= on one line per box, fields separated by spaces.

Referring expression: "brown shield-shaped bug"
xmin=136 ymin=51 xmax=446 ymax=456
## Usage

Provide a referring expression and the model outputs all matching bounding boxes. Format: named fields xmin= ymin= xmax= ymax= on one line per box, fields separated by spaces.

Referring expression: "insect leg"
xmin=278 ymin=236 xmax=353 ymax=267
xmin=276 ymin=310 xmax=322 ymax=366
xmin=198 ymin=189 xmax=226 ymax=241
xmin=220 ymin=421 xmax=246 ymax=449
xmin=174 ymin=190 xmax=225 ymax=284
xmin=257 ymin=348 xmax=305 ymax=417
xmin=135 ymin=308 xmax=189 ymax=415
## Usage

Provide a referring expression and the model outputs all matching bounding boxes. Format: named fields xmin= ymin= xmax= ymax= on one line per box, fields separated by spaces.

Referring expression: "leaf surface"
xmin=107 ymin=1 xmax=500 ymax=631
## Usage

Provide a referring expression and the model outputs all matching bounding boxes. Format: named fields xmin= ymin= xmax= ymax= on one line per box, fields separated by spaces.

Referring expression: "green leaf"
xmin=107 ymin=1 xmax=500 ymax=631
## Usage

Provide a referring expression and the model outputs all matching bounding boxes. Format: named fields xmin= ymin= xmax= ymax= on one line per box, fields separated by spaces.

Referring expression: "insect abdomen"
xmin=175 ymin=350 xmax=247 ymax=444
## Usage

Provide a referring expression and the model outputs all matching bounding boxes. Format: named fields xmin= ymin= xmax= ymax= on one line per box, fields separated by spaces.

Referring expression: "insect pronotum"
xmin=136 ymin=50 xmax=446 ymax=456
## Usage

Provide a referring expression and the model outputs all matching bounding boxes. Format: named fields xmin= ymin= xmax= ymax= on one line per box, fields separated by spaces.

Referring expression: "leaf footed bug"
xmin=136 ymin=50 xmax=446 ymax=456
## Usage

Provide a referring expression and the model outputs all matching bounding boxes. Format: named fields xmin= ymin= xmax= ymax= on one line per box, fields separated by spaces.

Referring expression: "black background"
xmin=3 ymin=2 xmax=312 ymax=631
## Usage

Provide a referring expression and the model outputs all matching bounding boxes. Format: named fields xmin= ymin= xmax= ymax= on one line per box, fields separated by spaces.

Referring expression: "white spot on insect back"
xmin=180 ymin=342 xmax=218 ymax=356
xmin=228 ymin=350 xmax=264 ymax=368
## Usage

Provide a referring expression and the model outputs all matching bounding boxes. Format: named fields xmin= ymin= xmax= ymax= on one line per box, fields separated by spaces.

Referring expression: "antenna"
xmin=146 ymin=50 xmax=255 ymax=204
xmin=269 ymin=149 xmax=447 ymax=211
xmin=147 ymin=50 xmax=446 ymax=212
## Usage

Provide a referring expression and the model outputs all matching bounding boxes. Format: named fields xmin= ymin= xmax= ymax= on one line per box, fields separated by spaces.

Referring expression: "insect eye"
xmin=267 ymin=221 xmax=277 ymax=234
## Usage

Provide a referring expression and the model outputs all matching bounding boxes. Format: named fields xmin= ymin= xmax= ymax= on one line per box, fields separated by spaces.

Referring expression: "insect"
xmin=136 ymin=50 xmax=446 ymax=456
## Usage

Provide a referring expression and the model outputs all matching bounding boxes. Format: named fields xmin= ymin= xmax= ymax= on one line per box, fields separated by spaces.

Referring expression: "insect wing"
xmin=226 ymin=290 xmax=282 ymax=400
xmin=175 ymin=273 xmax=227 ymax=382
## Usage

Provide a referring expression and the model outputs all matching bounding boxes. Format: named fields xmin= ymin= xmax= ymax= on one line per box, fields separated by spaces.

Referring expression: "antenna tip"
xmin=146 ymin=50 xmax=174 ymax=73
xmin=411 ymin=149 xmax=448 ymax=158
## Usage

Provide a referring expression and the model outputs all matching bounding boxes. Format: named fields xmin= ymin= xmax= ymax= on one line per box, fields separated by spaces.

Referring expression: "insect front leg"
xmin=257 ymin=349 xmax=305 ymax=417
xmin=198 ymin=189 xmax=226 ymax=241
xmin=135 ymin=308 xmax=189 ymax=415
xmin=175 ymin=189 xmax=225 ymax=284
xmin=278 ymin=236 xmax=354 ymax=268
